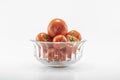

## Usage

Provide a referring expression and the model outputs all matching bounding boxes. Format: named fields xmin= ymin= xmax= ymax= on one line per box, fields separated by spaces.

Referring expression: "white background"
xmin=0 ymin=0 xmax=120 ymax=80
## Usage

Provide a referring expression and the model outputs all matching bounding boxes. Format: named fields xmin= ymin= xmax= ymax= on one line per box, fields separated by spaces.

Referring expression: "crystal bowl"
xmin=31 ymin=39 xmax=86 ymax=67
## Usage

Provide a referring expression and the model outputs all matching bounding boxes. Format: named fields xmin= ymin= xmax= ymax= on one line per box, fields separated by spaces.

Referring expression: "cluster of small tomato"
xmin=36 ymin=18 xmax=82 ymax=62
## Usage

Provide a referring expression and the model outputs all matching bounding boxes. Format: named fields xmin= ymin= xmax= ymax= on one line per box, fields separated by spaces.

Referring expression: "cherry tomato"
xmin=36 ymin=32 xmax=52 ymax=42
xmin=53 ymin=35 xmax=67 ymax=49
xmin=66 ymin=35 xmax=79 ymax=42
xmin=66 ymin=30 xmax=82 ymax=41
xmin=48 ymin=18 xmax=68 ymax=38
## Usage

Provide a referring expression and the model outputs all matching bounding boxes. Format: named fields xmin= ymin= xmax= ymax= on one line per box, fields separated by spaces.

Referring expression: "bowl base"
xmin=48 ymin=66 xmax=67 ymax=68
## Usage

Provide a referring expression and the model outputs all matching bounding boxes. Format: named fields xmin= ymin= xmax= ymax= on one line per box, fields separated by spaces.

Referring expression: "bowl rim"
xmin=30 ymin=39 xmax=87 ymax=44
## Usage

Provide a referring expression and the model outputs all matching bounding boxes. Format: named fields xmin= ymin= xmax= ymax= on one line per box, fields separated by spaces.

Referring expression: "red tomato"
xmin=48 ymin=18 xmax=68 ymax=38
xmin=53 ymin=50 xmax=61 ymax=61
xmin=36 ymin=32 xmax=52 ymax=42
xmin=66 ymin=35 xmax=79 ymax=42
xmin=53 ymin=35 xmax=67 ymax=42
xmin=47 ymin=48 xmax=56 ymax=62
xmin=60 ymin=47 xmax=67 ymax=61
xmin=66 ymin=30 xmax=82 ymax=41
xmin=66 ymin=44 xmax=73 ymax=59
xmin=72 ymin=44 xmax=78 ymax=54
xmin=53 ymin=35 xmax=67 ymax=49
xmin=60 ymin=51 xmax=66 ymax=61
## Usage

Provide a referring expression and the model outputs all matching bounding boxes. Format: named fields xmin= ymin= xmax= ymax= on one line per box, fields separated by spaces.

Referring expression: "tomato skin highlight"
xmin=36 ymin=32 xmax=52 ymax=42
xmin=48 ymin=18 xmax=68 ymax=38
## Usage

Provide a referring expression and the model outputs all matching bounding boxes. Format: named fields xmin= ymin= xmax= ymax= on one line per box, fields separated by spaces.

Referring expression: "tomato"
xmin=48 ymin=18 xmax=68 ymax=38
xmin=66 ymin=30 xmax=82 ymax=41
xmin=66 ymin=35 xmax=79 ymax=42
xmin=53 ymin=50 xmax=61 ymax=61
xmin=53 ymin=35 xmax=67 ymax=42
xmin=60 ymin=51 xmax=66 ymax=61
xmin=47 ymin=48 xmax=67 ymax=62
xmin=53 ymin=35 xmax=67 ymax=49
xmin=46 ymin=44 xmax=53 ymax=49
xmin=36 ymin=32 xmax=52 ymax=42
xmin=47 ymin=48 xmax=56 ymax=62
xmin=66 ymin=44 xmax=73 ymax=59
xmin=59 ymin=48 xmax=67 ymax=61
xmin=72 ymin=44 xmax=78 ymax=54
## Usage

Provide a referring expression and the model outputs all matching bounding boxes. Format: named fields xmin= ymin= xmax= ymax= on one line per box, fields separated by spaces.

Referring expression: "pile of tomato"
xmin=36 ymin=18 xmax=82 ymax=62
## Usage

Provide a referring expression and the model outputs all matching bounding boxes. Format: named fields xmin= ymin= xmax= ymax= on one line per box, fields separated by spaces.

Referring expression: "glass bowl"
xmin=31 ymin=39 xmax=86 ymax=67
